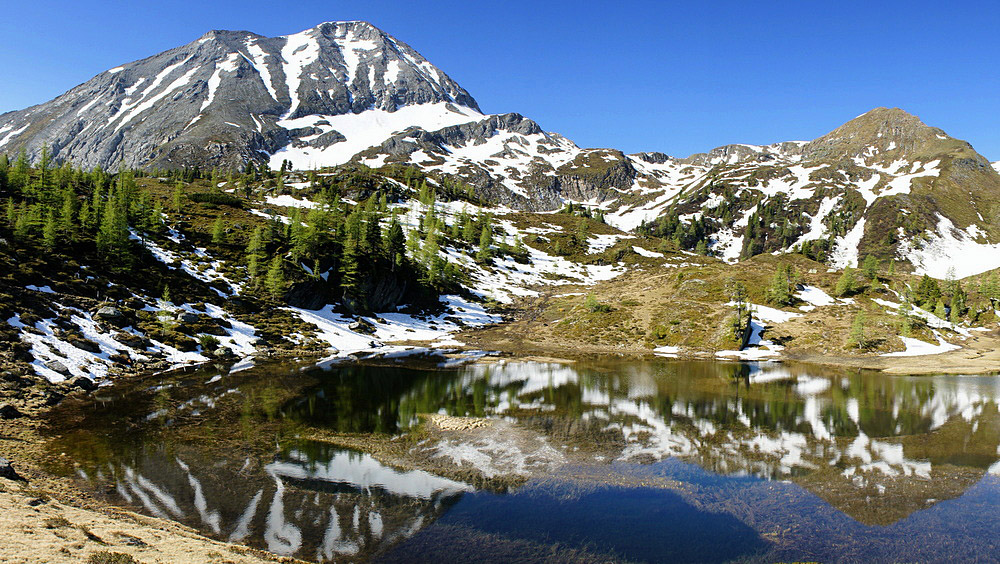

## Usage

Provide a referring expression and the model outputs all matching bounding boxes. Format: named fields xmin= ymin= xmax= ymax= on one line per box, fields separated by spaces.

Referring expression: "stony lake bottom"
xmin=38 ymin=357 xmax=1000 ymax=563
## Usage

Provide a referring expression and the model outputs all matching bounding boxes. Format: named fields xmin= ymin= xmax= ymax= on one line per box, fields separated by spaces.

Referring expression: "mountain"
xmin=0 ymin=21 xmax=481 ymax=170
xmin=354 ymin=105 xmax=1000 ymax=277
xmin=2 ymin=22 xmax=1000 ymax=277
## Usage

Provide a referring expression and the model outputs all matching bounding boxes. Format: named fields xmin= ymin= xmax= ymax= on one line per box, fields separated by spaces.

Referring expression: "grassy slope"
xmin=462 ymin=252 xmax=992 ymax=360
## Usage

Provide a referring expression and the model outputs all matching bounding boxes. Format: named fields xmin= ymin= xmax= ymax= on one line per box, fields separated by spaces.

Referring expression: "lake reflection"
xmin=44 ymin=359 xmax=1000 ymax=562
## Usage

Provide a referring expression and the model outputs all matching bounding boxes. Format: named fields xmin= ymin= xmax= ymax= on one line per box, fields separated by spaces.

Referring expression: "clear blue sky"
xmin=3 ymin=0 xmax=999 ymax=159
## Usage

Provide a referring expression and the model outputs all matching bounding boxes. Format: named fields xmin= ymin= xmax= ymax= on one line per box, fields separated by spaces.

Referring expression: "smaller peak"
xmin=847 ymin=107 xmax=924 ymax=126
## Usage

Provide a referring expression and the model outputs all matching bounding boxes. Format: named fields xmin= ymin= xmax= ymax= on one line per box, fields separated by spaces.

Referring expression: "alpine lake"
xmin=38 ymin=354 xmax=1000 ymax=563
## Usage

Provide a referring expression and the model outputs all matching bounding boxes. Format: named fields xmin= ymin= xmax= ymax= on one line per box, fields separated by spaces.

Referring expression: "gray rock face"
xmin=44 ymin=361 xmax=70 ymax=376
xmin=95 ymin=306 xmax=122 ymax=320
xmin=175 ymin=312 xmax=200 ymax=324
xmin=0 ymin=457 xmax=25 ymax=482
xmin=0 ymin=21 xmax=479 ymax=171
xmin=283 ymin=280 xmax=329 ymax=310
xmin=360 ymin=113 xmax=622 ymax=210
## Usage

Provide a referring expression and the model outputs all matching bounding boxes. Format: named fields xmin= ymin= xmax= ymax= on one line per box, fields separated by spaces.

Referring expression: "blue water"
xmin=43 ymin=358 xmax=1000 ymax=563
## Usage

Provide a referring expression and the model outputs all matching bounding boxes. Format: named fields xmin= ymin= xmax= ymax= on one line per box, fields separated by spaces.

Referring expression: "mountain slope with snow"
xmin=3 ymin=22 xmax=1000 ymax=277
xmin=0 ymin=21 xmax=480 ymax=170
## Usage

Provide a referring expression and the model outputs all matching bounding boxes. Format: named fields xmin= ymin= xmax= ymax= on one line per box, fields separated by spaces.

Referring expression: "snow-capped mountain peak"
xmin=0 ymin=21 xmax=480 ymax=170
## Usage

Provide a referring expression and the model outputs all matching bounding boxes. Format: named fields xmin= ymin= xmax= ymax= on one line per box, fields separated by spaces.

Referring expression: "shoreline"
xmin=454 ymin=326 xmax=1000 ymax=376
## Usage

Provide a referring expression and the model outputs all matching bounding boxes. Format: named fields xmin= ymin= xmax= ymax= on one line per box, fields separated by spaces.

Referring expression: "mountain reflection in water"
xmin=43 ymin=358 xmax=1000 ymax=562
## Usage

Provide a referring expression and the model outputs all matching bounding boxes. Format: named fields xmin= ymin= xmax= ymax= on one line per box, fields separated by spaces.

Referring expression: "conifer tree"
xmin=915 ymin=275 xmax=941 ymax=307
xmin=157 ymin=285 xmax=176 ymax=336
xmin=59 ymin=188 xmax=76 ymax=241
xmin=340 ymin=234 xmax=362 ymax=308
xmin=212 ymin=216 xmax=227 ymax=245
xmin=950 ymin=282 xmax=967 ymax=322
xmin=934 ymin=299 xmax=947 ymax=320
xmin=406 ymin=227 xmax=420 ymax=259
xmin=13 ymin=208 xmax=29 ymax=240
xmin=575 ymin=218 xmax=590 ymax=250
xmin=42 ymin=211 xmax=58 ymax=250
xmin=385 ymin=217 xmax=406 ymax=272
xmin=477 ymin=221 xmax=493 ymax=264
xmin=97 ymin=191 xmax=130 ymax=266
xmin=862 ymin=255 xmax=879 ymax=281
xmin=728 ymin=280 xmax=751 ymax=341
xmin=848 ymin=312 xmax=866 ymax=349
xmin=461 ymin=211 xmax=475 ymax=242
xmin=79 ymin=200 xmax=92 ymax=233
xmin=172 ymin=182 xmax=183 ymax=214
xmin=245 ymin=226 xmax=268 ymax=280
xmin=514 ymin=235 xmax=527 ymax=258
xmin=984 ymin=273 xmax=1000 ymax=310
xmin=834 ymin=267 xmax=856 ymax=297
xmin=362 ymin=205 xmax=383 ymax=257
xmin=38 ymin=146 xmax=51 ymax=190
xmin=766 ymin=265 xmax=794 ymax=306
xmin=149 ymin=201 xmax=164 ymax=236
xmin=266 ymin=255 xmax=285 ymax=299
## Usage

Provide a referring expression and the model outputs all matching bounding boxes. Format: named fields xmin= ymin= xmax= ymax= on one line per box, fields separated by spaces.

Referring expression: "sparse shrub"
xmin=88 ymin=552 xmax=139 ymax=564
xmin=650 ymin=324 xmax=669 ymax=341
xmin=584 ymin=294 xmax=611 ymax=313
xmin=197 ymin=334 xmax=220 ymax=351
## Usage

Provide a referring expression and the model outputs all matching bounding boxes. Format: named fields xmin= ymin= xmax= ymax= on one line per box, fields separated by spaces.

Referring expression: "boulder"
xmin=95 ymin=306 xmax=123 ymax=320
xmin=176 ymin=312 xmax=200 ymax=324
xmin=349 ymin=319 xmax=377 ymax=335
xmin=44 ymin=361 xmax=70 ymax=376
xmin=0 ymin=457 xmax=25 ymax=482
xmin=113 ymin=332 xmax=151 ymax=349
xmin=67 ymin=335 xmax=101 ymax=353
xmin=67 ymin=376 xmax=97 ymax=392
